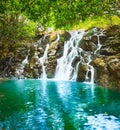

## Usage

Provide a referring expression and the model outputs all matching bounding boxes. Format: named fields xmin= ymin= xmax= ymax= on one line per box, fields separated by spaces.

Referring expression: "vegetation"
xmin=0 ymin=0 xmax=120 ymax=43
xmin=72 ymin=15 xmax=120 ymax=30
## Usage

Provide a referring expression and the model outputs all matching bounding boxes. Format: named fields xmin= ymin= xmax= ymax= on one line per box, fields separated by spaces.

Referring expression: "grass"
xmin=71 ymin=15 xmax=120 ymax=30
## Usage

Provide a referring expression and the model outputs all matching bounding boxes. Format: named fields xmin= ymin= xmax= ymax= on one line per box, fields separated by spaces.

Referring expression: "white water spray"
xmin=22 ymin=51 xmax=29 ymax=67
xmin=94 ymin=32 xmax=104 ymax=54
xmin=15 ymin=29 xmax=104 ymax=82
xmin=39 ymin=44 xmax=49 ymax=79
xmin=54 ymin=29 xmax=105 ymax=83
xmin=15 ymin=50 xmax=29 ymax=79
xmin=55 ymin=34 xmax=60 ymax=42
xmin=85 ymin=54 xmax=94 ymax=83
xmin=55 ymin=31 xmax=85 ymax=81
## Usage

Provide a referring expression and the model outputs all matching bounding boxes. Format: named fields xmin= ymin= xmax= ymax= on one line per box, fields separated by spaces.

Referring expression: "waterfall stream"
xmin=55 ymin=31 xmax=85 ymax=81
xmin=94 ymin=32 xmax=103 ymax=54
xmin=14 ymin=29 xmax=104 ymax=83
xmin=39 ymin=44 xmax=49 ymax=79
xmin=15 ymin=50 xmax=29 ymax=79
xmin=85 ymin=55 xmax=94 ymax=83
xmin=54 ymin=29 xmax=104 ymax=83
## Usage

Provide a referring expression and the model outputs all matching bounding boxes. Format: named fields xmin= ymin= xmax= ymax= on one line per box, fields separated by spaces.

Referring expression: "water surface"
xmin=0 ymin=79 xmax=120 ymax=130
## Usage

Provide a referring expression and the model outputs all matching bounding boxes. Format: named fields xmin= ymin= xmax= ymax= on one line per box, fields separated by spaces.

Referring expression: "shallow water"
xmin=0 ymin=79 xmax=120 ymax=130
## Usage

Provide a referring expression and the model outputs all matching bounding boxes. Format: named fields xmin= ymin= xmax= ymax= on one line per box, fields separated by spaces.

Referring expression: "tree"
xmin=0 ymin=0 xmax=119 ymax=43
xmin=0 ymin=0 xmax=36 ymax=43
xmin=23 ymin=0 xmax=120 ymax=28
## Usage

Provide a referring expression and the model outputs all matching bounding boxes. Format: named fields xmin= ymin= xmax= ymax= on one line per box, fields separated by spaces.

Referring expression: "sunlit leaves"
xmin=0 ymin=0 xmax=120 ymax=34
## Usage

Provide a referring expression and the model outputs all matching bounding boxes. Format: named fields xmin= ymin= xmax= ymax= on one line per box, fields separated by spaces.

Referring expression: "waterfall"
xmin=13 ymin=28 xmax=104 ymax=82
xmin=54 ymin=30 xmax=103 ymax=83
xmin=55 ymin=34 xmax=60 ymax=42
xmin=21 ymin=51 xmax=29 ymax=67
xmin=85 ymin=31 xmax=104 ymax=83
xmin=94 ymin=32 xmax=103 ymax=54
xmin=85 ymin=55 xmax=94 ymax=83
xmin=55 ymin=31 xmax=85 ymax=81
xmin=39 ymin=44 xmax=49 ymax=79
xmin=15 ymin=50 xmax=29 ymax=79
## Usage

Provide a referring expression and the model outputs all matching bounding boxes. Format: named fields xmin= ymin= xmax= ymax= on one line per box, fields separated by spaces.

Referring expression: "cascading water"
xmin=54 ymin=29 xmax=104 ymax=83
xmin=85 ymin=31 xmax=104 ymax=83
xmin=55 ymin=31 xmax=85 ymax=81
xmin=85 ymin=55 xmax=94 ymax=83
xmin=15 ymin=50 xmax=29 ymax=79
xmin=38 ymin=33 xmax=59 ymax=79
xmin=94 ymin=32 xmax=104 ymax=54
xmin=84 ymin=30 xmax=104 ymax=83
xmin=39 ymin=44 xmax=49 ymax=79
xmin=22 ymin=51 xmax=29 ymax=67
xmin=55 ymin=34 xmax=60 ymax=42
xmin=14 ymin=28 xmax=104 ymax=82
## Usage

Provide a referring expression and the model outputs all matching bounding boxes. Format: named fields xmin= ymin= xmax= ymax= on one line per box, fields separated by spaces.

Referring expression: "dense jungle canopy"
xmin=0 ymin=0 xmax=120 ymax=43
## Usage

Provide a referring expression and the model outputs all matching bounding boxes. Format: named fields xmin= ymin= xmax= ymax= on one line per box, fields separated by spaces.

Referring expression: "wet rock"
xmin=48 ymin=33 xmax=57 ymax=43
xmin=76 ymin=63 xmax=88 ymax=82
xmin=107 ymin=57 xmax=120 ymax=78
xmin=32 ymin=69 xmax=39 ymax=78
xmin=93 ymin=56 xmax=109 ymax=86
xmin=71 ymin=56 xmax=80 ymax=67
xmin=91 ymin=35 xmax=98 ymax=44
xmin=29 ymin=55 xmax=39 ymax=68
xmin=48 ymin=42 xmax=58 ymax=56
xmin=46 ymin=55 xmax=57 ymax=78
xmin=37 ymin=47 xmax=44 ymax=54
xmin=100 ymin=27 xmax=120 ymax=56
xmin=105 ymin=25 xmax=120 ymax=37
xmin=49 ymin=50 xmax=57 ymax=56
xmin=59 ymin=31 xmax=71 ymax=41
xmin=30 ymin=45 xmax=37 ymax=53
xmin=47 ymin=70 xmax=55 ymax=78
xmin=92 ymin=25 xmax=120 ymax=90
xmin=80 ymin=40 xmax=97 ymax=52
xmin=91 ymin=35 xmax=107 ymax=45
xmin=93 ymin=57 xmax=106 ymax=68
xmin=93 ymin=54 xmax=120 ymax=91
xmin=100 ymin=47 xmax=117 ymax=55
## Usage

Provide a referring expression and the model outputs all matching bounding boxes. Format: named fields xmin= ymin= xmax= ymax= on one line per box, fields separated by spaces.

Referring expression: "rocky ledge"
xmin=93 ymin=25 xmax=120 ymax=91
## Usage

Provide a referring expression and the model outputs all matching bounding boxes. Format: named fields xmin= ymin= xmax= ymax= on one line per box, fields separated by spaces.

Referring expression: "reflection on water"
xmin=0 ymin=79 xmax=120 ymax=130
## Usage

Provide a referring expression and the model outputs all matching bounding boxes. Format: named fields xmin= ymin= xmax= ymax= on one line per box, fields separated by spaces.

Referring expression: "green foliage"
xmin=0 ymin=0 xmax=36 ymax=43
xmin=22 ymin=0 xmax=120 ymax=29
xmin=0 ymin=0 xmax=120 ymax=43
xmin=0 ymin=14 xmax=36 ymax=43
xmin=20 ymin=20 xmax=36 ymax=39
xmin=72 ymin=15 xmax=120 ymax=30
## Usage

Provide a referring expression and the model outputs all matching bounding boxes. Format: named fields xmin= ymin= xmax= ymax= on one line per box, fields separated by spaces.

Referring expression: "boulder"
xmin=107 ymin=56 xmax=120 ymax=79
xmin=48 ymin=33 xmax=57 ymax=43
xmin=76 ymin=63 xmax=88 ymax=82
xmin=80 ymin=40 xmax=97 ymax=52
xmin=91 ymin=35 xmax=107 ymax=45
xmin=29 ymin=55 xmax=39 ymax=68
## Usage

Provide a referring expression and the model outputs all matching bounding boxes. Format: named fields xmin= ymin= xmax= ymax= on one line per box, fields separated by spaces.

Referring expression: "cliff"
xmin=0 ymin=25 xmax=120 ymax=91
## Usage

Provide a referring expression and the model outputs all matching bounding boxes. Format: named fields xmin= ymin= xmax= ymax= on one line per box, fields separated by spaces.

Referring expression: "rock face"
xmin=75 ymin=25 xmax=120 ymax=91
xmin=76 ymin=63 xmax=88 ymax=82
xmin=0 ymin=25 xmax=120 ymax=91
xmin=0 ymin=31 xmax=70 ymax=79
xmin=93 ymin=25 xmax=120 ymax=91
